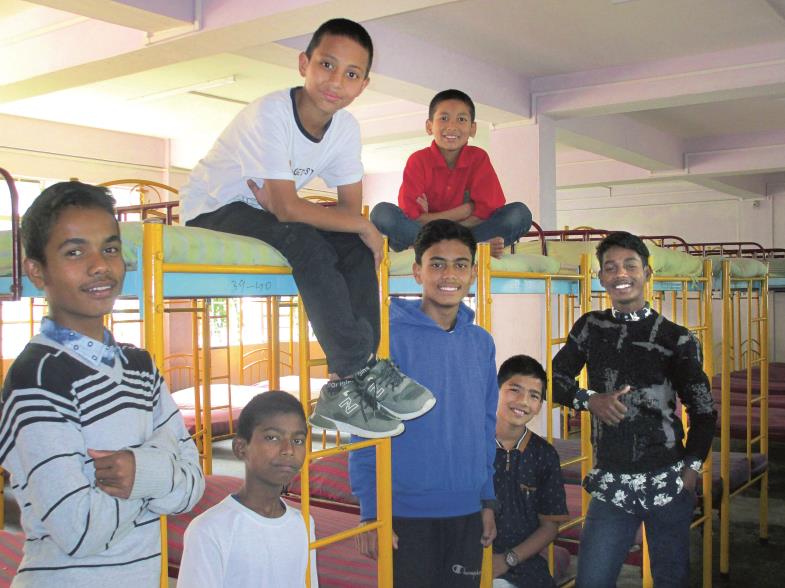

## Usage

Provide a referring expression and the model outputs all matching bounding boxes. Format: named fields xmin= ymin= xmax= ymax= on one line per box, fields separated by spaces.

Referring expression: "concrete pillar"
xmin=488 ymin=116 xmax=558 ymax=435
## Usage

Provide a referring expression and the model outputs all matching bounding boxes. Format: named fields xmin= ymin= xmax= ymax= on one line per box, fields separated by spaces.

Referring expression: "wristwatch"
xmin=505 ymin=549 xmax=519 ymax=567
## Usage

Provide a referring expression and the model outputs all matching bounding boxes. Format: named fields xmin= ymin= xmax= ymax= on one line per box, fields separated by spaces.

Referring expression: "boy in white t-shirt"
xmin=180 ymin=18 xmax=434 ymax=439
xmin=178 ymin=391 xmax=318 ymax=587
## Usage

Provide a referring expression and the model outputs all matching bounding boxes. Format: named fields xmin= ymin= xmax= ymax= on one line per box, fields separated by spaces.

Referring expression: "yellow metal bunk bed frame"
xmin=718 ymin=260 xmax=769 ymax=577
xmin=475 ymin=244 xmax=591 ymax=587
xmin=141 ymin=220 xmax=395 ymax=587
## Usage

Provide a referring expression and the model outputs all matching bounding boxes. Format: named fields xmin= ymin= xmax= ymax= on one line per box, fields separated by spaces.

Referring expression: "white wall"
xmin=1 ymin=113 xmax=177 ymax=188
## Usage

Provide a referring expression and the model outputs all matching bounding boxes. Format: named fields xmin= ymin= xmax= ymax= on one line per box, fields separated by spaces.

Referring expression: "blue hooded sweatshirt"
xmin=349 ymin=298 xmax=498 ymax=520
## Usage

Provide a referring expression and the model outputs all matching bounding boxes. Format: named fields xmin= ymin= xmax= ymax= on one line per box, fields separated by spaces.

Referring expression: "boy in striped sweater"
xmin=0 ymin=182 xmax=204 ymax=587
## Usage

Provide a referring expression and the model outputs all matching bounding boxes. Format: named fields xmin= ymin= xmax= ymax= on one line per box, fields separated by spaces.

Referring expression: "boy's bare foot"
xmin=489 ymin=237 xmax=505 ymax=259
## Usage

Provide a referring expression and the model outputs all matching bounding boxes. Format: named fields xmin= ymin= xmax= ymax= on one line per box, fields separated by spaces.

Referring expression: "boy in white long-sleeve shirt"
xmin=0 ymin=181 xmax=204 ymax=587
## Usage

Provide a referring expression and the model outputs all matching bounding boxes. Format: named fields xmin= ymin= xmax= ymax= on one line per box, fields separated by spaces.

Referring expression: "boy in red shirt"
xmin=371 ymin=89 xmax=531 ymax=258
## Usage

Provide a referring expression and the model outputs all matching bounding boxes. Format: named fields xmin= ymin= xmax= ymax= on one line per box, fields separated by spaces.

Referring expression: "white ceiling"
xmin=1 ymin=0 xmax=785 ymax=197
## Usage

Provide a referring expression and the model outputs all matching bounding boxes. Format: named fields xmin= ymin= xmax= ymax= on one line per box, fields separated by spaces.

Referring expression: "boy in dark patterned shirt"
xmin=492 ymin=355 xmax=569 ymax=588
xmin=552 ymin=231 xmax=716 ymax=587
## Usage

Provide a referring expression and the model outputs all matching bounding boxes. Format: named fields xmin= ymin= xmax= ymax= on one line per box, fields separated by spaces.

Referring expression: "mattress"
xmin=768 ymin=258 xmax=785 ymax=278
xmin=715 ymin=404 xmax=785 ymax=442
xmin=0 ymin=530 xmax=23 ymax=588
xmin=0 ymin=222 xmax=290 ymax=277
xmin=172 ymin=383 xmax=261 ymax=437
xmin=387 ymin=247 xmax=561 ymax=276
xmin=706 ymin=255 xmax=768 ymax=278
xmin=514 ymin=240 xmax=705 ymax=277
xmin=172 ymin=380 xmax=327 ymax=438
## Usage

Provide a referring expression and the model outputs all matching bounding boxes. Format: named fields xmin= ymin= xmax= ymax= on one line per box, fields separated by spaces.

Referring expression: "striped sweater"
xmin=0 ymin=334 xmax=204 ymax=587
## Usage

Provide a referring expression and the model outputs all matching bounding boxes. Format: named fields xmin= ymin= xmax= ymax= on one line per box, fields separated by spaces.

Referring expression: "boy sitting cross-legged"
xmin=178 ymin=391 xmax=318 ymax=587
xmin=492 ymin=355 xmax=569 ymax=588
xmin=371 ymin=89 xmax=532 ymax=259
xmin=0 ymin=181 xmax=204 ymax=588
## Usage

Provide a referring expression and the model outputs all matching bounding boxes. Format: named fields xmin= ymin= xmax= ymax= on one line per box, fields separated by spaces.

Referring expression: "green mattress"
xmin=513 ymin=239 xmax=705 ymax=277
xmin=705 ymin=255 xmax=768 ymax=278
xmin=387 ymin=248 xmax=560 ymax=276
xmin=0 ymin=223 xmax=291 ymax=276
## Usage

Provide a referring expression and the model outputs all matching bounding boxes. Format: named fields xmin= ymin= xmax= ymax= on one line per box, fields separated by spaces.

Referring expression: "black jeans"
xmin=187 ymin=202 xmax=380 ymax=376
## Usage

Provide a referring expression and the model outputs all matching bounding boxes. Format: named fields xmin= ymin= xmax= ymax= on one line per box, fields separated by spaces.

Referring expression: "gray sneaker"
xmin=309 ymin=378 xmax=405 ymax=438
xmin=359 ymin=359 xmax=436 ymax=420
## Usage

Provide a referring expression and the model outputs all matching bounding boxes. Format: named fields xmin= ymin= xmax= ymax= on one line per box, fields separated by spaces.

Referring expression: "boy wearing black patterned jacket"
xmin=552 ymin=231 xmax=716 ymax=588
xmin=0 ymin=182 xmax=204 ymax=587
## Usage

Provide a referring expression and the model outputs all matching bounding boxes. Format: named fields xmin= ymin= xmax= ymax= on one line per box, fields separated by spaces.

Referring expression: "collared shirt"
xmin=397 ymin=141 xmax=505 ymax=220
xmin=40 ymin=317 xmax=125 ymax=368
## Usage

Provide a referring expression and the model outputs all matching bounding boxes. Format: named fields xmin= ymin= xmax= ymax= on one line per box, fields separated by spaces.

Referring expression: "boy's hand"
xmin=354 ymin=522 xmax=398 ymax=560
xmin=416 ymin=194 xmax=429 ymax=213
xmin=89 ymin=449 xmax=136 ymax=499
xmin=587 ymin=385 xmax=631 ymax=425
xmin=480 ymin=507 xmax=497 ymax=547
xmin=491 ymin=553 xmax=509 ymax=578
xmin=247 ymin=179 xmax=274 ymax=214
xmin=681 ymin=467 xmax=699 ymax=493
xmin=360 ymin=224 xmax=384 ymax=269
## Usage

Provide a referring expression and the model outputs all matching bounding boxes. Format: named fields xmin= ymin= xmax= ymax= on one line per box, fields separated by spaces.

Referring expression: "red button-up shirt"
xmin=398 ymin=141 xmax=506 ymax=220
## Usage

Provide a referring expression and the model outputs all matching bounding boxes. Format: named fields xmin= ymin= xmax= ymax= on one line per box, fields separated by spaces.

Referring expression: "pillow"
xmin=387 ymin=248 xmax=560 ymax=276
xmin=706 ymin=255 xmax=767 ymax=278
xmin=546 ymin=241 xmax=600 ymax=273
xmin=646 ymin=243 xmax=704 ymax=277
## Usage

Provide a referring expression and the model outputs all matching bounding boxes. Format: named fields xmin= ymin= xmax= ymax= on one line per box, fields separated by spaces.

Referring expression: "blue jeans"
xmin=370 ymin=202 xmax=532 ymax=252
xmin=576 ymin=490 xmax=696 ymax=588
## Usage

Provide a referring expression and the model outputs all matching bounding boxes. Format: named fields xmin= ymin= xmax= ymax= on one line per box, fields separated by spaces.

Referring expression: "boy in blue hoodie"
xmin=349 ymin=219 xmax=498 ymax=587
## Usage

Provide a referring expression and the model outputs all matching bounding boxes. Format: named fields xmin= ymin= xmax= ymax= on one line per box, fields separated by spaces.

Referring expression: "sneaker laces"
xmin=347 ymin=382 xmax=382 ymax=421
xmin=372 ymin=360 xmax=405 ymax=391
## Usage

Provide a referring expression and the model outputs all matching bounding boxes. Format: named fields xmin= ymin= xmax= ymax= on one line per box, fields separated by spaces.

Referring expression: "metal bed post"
xmin=700 ymin=260 xmax=714 ymax=588
xmin=375 ymin=239 xmax=393 ymax=587
xmin=379 ymin=238 xmax=391 ymax=359
xmin=269 ymin=297 xmax=281 ymax=389
xmin=720 ymin=260 xmax=732 ymax=576
xmin=199 ymin=300 xmax=214 ymax=475
xmin=140 ymin=219 xmax=168 ymax=588
xmin=759 ymin=273 xmax=769 ymax=544
xmin=475 ymin=242 xmax=493 ymax=588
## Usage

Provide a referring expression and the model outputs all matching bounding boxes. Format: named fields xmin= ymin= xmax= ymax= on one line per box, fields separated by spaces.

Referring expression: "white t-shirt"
xmin=180 ymin=87 xmax=364 ymax=224
xmin=177 ymin=495 xmax=319 ymax=588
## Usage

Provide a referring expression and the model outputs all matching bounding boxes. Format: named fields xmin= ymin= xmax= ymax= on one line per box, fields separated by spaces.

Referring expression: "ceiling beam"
xmin=25 ymin=0 xmax=194 ymax=33
xmin=557 ymin=114 xmax=684 ymax=171
xmin=278 ymin=21 xmax=531 ymax=125
xmin=534 ymin=41 xmax=785 ymax=119
xmin=0 ymin=0 xmax=461 ymax=103
xmin=557 ymin=129 xmax=785 ymax=199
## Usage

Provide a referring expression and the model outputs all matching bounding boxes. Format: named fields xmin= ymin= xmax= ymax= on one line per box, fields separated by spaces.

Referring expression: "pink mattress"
xmin=173 ymin=379 xmax=327 ymax=438
xmin=172 ymin=384 xmax=259 ymax=437
xmin=0 ymin=531 xmax=23 ymax=588
xmin=715 ymin=404 xmax=785 ymax=442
